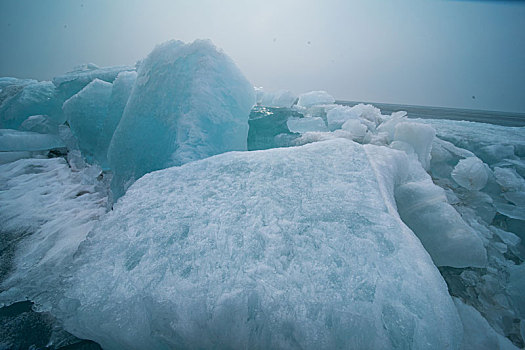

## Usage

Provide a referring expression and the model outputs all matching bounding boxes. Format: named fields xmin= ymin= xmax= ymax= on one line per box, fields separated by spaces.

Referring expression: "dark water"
xmin=338 ymin=100 xmax=525 ymax=127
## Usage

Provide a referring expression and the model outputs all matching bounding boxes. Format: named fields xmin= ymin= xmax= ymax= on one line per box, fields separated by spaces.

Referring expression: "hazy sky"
xmin=1 ymin=0 xmax=524 ymax=112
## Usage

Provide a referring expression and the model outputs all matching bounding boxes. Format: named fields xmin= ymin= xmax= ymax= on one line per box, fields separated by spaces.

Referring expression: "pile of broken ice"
xmin=0 ymin=39 xmax=524 ymax=349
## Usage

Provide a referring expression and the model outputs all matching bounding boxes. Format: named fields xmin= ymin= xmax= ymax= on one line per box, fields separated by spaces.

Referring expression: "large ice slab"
xmin=63 ymin=79 xmax=113 ymax=167
xmin=107 ymin=39 xmax=255 ymax=200
xmin=59 ymin=139 xmax=461 ymax=350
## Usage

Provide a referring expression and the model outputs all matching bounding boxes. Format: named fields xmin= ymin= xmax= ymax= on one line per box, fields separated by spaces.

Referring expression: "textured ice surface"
xmin=107 ymin=39 xmax=255 ymax=200
xmin=451 ymin=157 xmax=489 ymax=191
xmin=286 ymin=116 xmax=327 ymax=133
xmin=453 ymin=298 xmax=518 ymax=350
xmin=0 ymin=158 xmax=107 ymax=305
xmin=63 ymin=79 xmax=113 ymax=167
xmin=59 ymin=139 xmax=461 ymax=350
xmin=257 ymin=89 xmax=297 ymax=108
xmin=53 ymin=63 xmax=134 ymax=101
xmin=0 ymin=129 xmax=64 ymax=152
xmin=0 ymin=79 xmax=63 ymax=129
xmin=296 ymin=90 xmax=335 ymax=108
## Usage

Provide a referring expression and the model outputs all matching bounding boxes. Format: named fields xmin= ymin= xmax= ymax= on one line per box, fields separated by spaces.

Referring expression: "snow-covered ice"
xmin=58 ymin=139 xmax=461 ymax=350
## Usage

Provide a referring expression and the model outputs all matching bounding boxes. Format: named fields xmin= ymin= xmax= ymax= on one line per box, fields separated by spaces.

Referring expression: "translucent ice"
xmin=364 ymin=144 xmax=487 ymax=268
xmin=53 ymin=63 xmax=135 ymax=101
xmin=0 ymin=80 xmax=63 ymax=129
xmin=326 ymin=104 xmax=382 ymax=131
xmin=296 ymin=90 xmax=335 ymax=108
xmin=95 ymin=71 xmax=137 ymax=169
xmin=393 ymin=122 xmax=436 ymax=170
xmin=258 ymin=89 xmax=297 ymax=108
xmin=493 ymin=167 xmax=525 ymax=192
xmin=341 ymin=119 xmax=368 ymax=142
xmin=59 ymin=139 xmax=461 ymax=350
xmin=0 ymin=129 xmax=64 ymax=152
xmin=63 ymin=79 xmax=113 ymax=166
xmin=20 ymin=115 xmax=59 ymax=135
xmin=286 ymin=116 xmax=327 ymax=133
xmin=107 ymin=39 xmax=255 ymax=200
xmin=451 ymin=157 xmax=489 ymax=191
xmin=419 ymin=119 xmax=524 ymax=167
xmin=326 ymin=105 xmax=359 ymax=130
xmin=395 ymin=179 xmax=487 ymax=268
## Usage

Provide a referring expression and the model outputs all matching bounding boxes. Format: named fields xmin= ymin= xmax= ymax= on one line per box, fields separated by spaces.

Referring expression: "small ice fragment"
xmin=451 ymin=157 xmax=488 ymax=191
xmin=287 ymin=117 xmax=327 ymax=133
xmin=296 ymin=90 xmax=335 ymax=108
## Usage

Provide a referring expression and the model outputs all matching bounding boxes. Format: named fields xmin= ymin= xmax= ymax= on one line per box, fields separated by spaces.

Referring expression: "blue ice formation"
xmin=63 ymin=79 xmax=113 ymax=167
xmin=107 ymin=39 xmax=255 ymax=200
xmin=0 ymin=78 xmax=63 ymax=129
xmin=52 ymin=63 xmax=135 ymax=101
xmin=60 ymin=139 xmax=462 ymax=350
xmin=96 ymin=71 xmax=137 ymax=169
xmin=256 ymin=88 xmax=297 ymax=108
xmin=0 ymin=37 xmax=524 ymax=349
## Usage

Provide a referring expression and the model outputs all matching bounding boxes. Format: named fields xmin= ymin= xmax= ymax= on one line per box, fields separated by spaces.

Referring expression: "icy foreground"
xmin=108 ymin=39 xmax=255 ymax=199
xmin=0 ymin=37 xmax=524 ymax=348
xmin=58 ymin=139 xmax=461 ymax=349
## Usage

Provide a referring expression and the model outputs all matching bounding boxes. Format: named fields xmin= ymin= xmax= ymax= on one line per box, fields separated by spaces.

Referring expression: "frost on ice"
xmin=59 ymin=139 xmax=461 ymax=350
xmin=107 ymin=39 xmax=255 ymax=200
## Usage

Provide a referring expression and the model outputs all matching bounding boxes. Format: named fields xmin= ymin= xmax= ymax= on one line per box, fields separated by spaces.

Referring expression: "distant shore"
xmin=337 ymin=100 xmax=525 ymax=127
